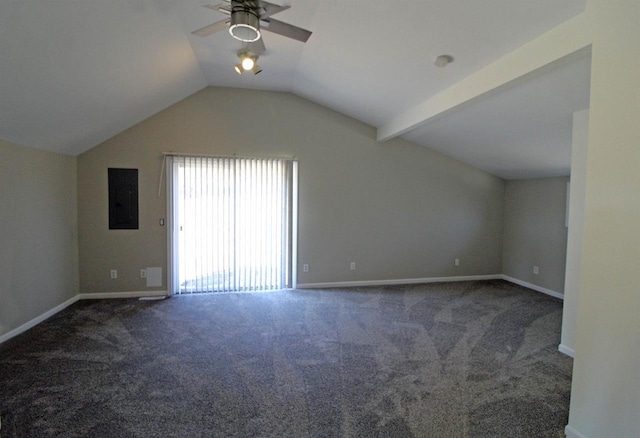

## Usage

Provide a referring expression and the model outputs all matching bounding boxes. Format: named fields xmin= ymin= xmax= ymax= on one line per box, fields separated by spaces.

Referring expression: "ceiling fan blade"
xmin=248 ymin=38 xmax=266 ymax=54
xmin=202 ymin=3 xmax=224 ymax=11
xmin=260 ymin=18 xmax=312 ymax=43
xmin=192 ymin=19 xmax=230 ymax=37
xmin=258 ymin=1 xmax=290 ymax=19
xmin=202 ymin=3 xmax=231 ymax=15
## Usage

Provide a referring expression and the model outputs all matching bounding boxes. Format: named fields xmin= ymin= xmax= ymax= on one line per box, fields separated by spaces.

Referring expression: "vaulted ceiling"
xmin=0 ymin=0 xmax=589 ymax=179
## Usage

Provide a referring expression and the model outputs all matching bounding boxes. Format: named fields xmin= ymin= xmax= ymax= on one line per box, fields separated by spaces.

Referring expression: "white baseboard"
xmin=299 ymin=275 xmax=564 ymax=302
xmin=500 ymin=275 xmax=564 ymax=300
xmin=298 ymin=274 xmax=502 ymax=289
xmin=0 ymin=275 xmax=560 ymax=345
xmin=78 ymin=290 xmax=169 ymax=300
xmin=0 ymin=294 xmax=80 ymax=345
xmin=558 ymin=343 xmax=575 ymax=358
xmin=0 ymin=291 xmax=169 ymax=346
xmin=565 ymin=424 xmax=587 ymax=438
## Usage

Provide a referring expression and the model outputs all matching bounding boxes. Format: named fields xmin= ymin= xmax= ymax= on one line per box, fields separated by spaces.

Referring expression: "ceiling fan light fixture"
xmin=241 ymin=56 xmax=255 ymax=71
xmin=235 ymin=49 xmax=260 ymax=75
xmin=229 ymin=10 xmax=261 ymax=42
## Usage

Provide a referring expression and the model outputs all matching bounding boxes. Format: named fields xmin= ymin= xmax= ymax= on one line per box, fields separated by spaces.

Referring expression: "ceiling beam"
xmin=377 ymin=12 xmax=593 ymax=142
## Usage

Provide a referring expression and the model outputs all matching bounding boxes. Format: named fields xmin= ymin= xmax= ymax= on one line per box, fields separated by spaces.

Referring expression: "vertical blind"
xmin=167 ymin=155 xmax=297 ymax=294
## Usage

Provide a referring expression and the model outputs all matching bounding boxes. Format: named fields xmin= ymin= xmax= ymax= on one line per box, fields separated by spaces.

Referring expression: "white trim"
xmin=166 ymin=155 xmax=176 ymax=296
xmin=500 ymin=275 xmax=564 ymax=300
xmin=78 ymin=291 xmax=169 ymax=300
xmin=162 ymin=151 xmax=295 ymax=160
xmin=565 ymin=425 xmax=587 ymax=438
xmin=0 ymin=295 xmax=80 ymax=345
xmin=0 ymin=274 xmax=563 ymax=345
xmin=291 ymin=161 xmax=298 ymax=289
xmin=298 ymin=275 xmax=565 ymax=301
xmin=298 ymin=275 xmax=502 ymax=289
xmin=558 ymin=344 xmax=575 ymax=358
xmin=1 ymin=291 xmax=170 ymax=345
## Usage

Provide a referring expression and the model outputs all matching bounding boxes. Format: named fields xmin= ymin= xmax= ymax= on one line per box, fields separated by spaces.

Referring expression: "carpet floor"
xmin=0 ymin=280 xmax=572 ymax=437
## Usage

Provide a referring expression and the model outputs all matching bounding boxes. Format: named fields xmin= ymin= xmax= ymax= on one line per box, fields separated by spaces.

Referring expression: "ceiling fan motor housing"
xmin=229 ymin=2 xmax=261 ymax=42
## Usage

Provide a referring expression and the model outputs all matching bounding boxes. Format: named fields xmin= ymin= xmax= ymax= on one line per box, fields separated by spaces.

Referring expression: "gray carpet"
xmin=0 ymin=280 xmax=572 ymax=437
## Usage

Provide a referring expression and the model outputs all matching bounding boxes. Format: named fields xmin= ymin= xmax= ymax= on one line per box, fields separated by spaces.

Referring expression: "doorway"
xmin=167 ymin=155 xmax=297 ymax=294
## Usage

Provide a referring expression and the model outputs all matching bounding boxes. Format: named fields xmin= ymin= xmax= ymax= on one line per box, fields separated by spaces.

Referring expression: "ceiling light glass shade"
xmin=234 ymin=64 xmax=243 ymax=75
xmin=229 ymin=11 xmax=261 ymax=42
xmin=241 ymin=56 xmax=255 ymax=71
xmin=252 ymin=64 xmax=262 ymax=75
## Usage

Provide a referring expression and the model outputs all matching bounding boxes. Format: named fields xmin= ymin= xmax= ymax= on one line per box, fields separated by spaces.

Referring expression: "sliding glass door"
xmin=167 ymin=156 xmax=297 ymax=294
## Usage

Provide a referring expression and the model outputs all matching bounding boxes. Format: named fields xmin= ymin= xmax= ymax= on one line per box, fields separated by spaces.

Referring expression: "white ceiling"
xmin=0 ymin=0 xmax=589 ymax=179
xmin=402 ymin=54 xmax=591 ymax=180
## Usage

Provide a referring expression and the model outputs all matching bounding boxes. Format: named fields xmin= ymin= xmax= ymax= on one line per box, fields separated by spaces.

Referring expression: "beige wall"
xmin=502 ymin=177 xmax=569 ymax=293
xmin=567 ymin=1 xmax=640 ymax=437
xmin=77 ymin=87 xmax=505 ymax=293
xmin=0 ymin=140 xmax=79 ymax=338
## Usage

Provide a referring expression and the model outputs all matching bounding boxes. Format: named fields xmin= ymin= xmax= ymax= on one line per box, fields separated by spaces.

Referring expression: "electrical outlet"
xmin=454 ymin=258 xmax=460 ymax=267
xmin=303 ymin=264 xmax=309 ymax=273
xmin=110 ymin=269 xmax=118 ymax=279
xmin=533 ymin=266 xmax=539 ymax=275
xmin=140 ymin=269 xmax=147 ymax=278
xmin=350 ymin=262 xmax=356 ymax=271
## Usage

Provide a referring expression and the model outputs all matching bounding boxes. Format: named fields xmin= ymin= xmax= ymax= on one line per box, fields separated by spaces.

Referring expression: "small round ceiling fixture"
xmin=434 ymin=55 xmax=454 ymax=68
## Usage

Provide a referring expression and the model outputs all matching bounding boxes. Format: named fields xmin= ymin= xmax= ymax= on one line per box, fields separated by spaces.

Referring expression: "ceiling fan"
xmin=192 ymin=0 xmax=312 ymax=48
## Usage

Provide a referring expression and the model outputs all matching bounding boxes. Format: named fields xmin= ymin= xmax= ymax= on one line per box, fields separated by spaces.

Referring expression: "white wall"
xmin=77 ymin=87 xmax=506 ymax=293
xmin=560 ymin=109 xmax=589 ymax=357
xmin=567 ymin=1 xmax=640 ymax=436
xmin=0 ymin=140 xmax=79 ymax=339
xmin=502 ymin=177 xmax=569 ymax=294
